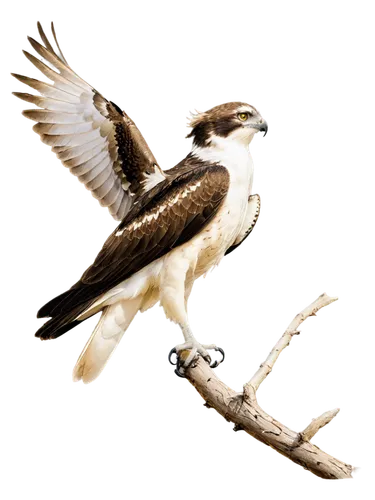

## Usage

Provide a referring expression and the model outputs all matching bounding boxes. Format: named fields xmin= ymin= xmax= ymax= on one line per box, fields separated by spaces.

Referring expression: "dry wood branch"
xmin=244 ymin=293 xmax=338 ymax=399
xmin=182 ymin=293 xmax=353 ymax=479
xmin=300 ymin=409 xmax=340 ymax=442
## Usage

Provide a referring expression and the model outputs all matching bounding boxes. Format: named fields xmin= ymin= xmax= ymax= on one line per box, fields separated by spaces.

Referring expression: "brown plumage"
xmin=35 ymin=161 xmax=229 ymax=339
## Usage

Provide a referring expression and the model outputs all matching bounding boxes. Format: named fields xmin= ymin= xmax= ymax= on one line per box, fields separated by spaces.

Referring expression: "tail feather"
xmin=35 ymin=303 xmax=88 ymax=340
xmin=36 ymin=287 xmax=97 ymax=339
xmin=37 ymin=290 xmax=74 ymax=318
xmin=73 ymin=297 xmax=142 ymax=383
xmin=37 ymin=283 xmax=96 ymax=319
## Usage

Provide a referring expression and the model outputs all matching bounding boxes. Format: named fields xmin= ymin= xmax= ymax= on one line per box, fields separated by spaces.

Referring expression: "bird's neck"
xmin=192 ymin=137 xmax=254 ymax=187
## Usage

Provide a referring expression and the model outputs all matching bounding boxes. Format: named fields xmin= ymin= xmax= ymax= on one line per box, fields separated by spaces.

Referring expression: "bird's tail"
xmin=35 ymin=303 xmax=89 ymax=340
xmin=72 ymin=297 xmax=142 ymax=383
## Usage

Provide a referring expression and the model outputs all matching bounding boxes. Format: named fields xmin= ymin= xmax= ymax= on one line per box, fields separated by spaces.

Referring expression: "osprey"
xmin=13 ymin=23 xmax=267 ymax=382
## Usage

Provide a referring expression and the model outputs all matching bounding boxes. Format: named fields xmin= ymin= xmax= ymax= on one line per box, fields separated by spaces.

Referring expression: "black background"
xmin=5 ymin=10 xmax=369 ymax=495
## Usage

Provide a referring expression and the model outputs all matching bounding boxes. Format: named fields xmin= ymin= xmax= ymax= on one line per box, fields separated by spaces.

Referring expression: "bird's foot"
xmin=168 ymin=342 xmax=225 ymax=377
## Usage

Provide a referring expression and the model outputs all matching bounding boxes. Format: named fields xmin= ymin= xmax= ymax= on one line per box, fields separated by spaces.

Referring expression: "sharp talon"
xmin=169 ymin=344 xmax=225 ymax=374
xmin=173 ymin=368 xmax=187 ymax=380
xmin=209 ymin=345 xmax=225 ymax=370
xmin=168 ymin=347 xmax=178 ymax=368
xmin=169 ymin=348 xmax=187 ymax=377
xmin=206 ymin=358 xmax=217 ymax=370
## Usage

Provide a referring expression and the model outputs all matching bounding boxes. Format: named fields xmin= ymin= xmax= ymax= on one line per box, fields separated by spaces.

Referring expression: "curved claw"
xmin=168 ymin=347 xmax=178 ymax=368
xmin=209 ymin=345 xmax=225 ymax=370
xmin=174 ymin=367 xmax=187 ymax=378
xmin=169 ymin=348 xmax=187 ymax=377
xmin=169 ymin=345 xmax=225 ymax=376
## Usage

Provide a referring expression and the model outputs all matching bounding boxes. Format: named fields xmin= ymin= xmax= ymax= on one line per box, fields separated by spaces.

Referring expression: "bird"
xmin=12 ymin=22 xmax=267 ymax=383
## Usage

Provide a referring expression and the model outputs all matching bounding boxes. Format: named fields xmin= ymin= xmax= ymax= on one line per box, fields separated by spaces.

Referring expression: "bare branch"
xmin=300 ymin=408 xmax=340 ymax=442
xmin=182 ymin=293 xmax=352 ymax=480
xmin=247 ymin=292 xmax=339 ymax=393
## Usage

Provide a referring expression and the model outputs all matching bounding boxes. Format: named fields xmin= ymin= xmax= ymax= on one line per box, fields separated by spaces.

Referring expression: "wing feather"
xmin=54 ymin=138 xmax=104 ymax=160
xmin=70 ymin=150 xmax=108 ymax=175
xmin=85 ymin=163 xmax=112 ymax=190
xmin=225 ymin=194 xmax=261 ymax=255
xmin=23 ymin=110 xmax=85 ymax=124
xmin=36 ymin=163 xmax=229 ymax=334
xmin=33 ymin=121 xmax=93 ymax=135
xmin=62 ymin=145 xmax=106 ymax=168
xmin=13 ymin=23 xmax=166 ymax=221
xmin=93 ymin=176 xmax=116 ymax=199
xmin=13 ymin=92 xmax=79 ymax=112
xmin=39 ymin=128 xmax=100 ymax=147
xmin=108 ymin=192 xmax=125 ymax=220
xmin=12 ymin=74 xmax=80 ymax=102
xmin=22 ymin=51 xmax=84 ymax=95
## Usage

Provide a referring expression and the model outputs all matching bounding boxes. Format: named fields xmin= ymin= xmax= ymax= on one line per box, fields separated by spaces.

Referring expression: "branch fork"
xmin=182 ymin=293 xmax=353 ymax=479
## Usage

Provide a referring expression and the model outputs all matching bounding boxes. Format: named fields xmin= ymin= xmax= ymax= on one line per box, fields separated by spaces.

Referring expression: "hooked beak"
xmin=259 ymin=121 xmax=270 ymax=137
xmin=251 ymin=120 xmax=268 ymax=136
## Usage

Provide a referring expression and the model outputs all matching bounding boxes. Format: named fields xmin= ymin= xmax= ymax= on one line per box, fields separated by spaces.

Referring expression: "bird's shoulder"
xmin=78 ymin=155 xmax=230 ymax=287
xmin=116 ymin=153 xmax=229 ymax=231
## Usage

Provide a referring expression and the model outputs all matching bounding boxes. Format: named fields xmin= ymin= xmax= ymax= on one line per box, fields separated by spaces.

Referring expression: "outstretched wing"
xmin=12 ymin=22 xmax=165 ymax=221
xmin=36 ymin=163 xmax=230 ymax=339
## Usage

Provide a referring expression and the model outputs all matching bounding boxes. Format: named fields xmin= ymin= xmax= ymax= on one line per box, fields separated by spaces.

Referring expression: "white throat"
xmin=192 ymin=134 xmax=255 ymax=192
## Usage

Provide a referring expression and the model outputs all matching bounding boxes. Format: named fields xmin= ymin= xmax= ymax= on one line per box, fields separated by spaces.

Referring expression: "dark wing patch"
xmin=80 ymin=164 xmax=228 ymax=288
xmin=36 ymin=164 xmax=229 ymax=338
xmin=12 ymin=22 xmax=165 ymax=221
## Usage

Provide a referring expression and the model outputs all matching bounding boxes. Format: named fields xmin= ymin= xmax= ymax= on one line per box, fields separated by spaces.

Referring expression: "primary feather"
xmin=13 ymin=22 xmax=166 ymax=220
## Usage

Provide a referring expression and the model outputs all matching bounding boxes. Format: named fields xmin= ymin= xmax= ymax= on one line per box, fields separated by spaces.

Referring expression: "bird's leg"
xmin=175 ymin=323 xmax=214 ymax=367
xmin=184 ymin=276 xmax=194 ymax=312
xmin=162 ymin=261 xmax=224 ymax=375
xmin=169 ymin=324 xmax=225 ymax=378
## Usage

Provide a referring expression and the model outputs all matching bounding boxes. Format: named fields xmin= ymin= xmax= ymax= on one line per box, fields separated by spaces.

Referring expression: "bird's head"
xmin=187 ymin=102 xmax=267 ymax=149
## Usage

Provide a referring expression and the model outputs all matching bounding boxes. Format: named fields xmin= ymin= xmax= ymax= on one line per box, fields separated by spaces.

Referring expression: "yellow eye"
xmin=238 ymin=112 xmax=249 ymax=121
